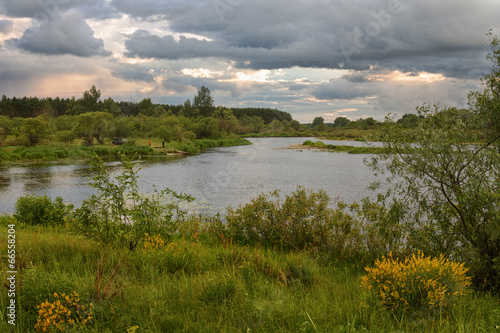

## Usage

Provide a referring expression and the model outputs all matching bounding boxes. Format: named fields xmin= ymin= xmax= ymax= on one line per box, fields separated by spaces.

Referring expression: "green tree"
xmin=179 ymin=99 xmax=198 ymax=118
xmin=290 ymin=120 xmax=301 ymax=131
xmin=370 ymin=106 xmax=500 ymax=290
xmin=81 ymin=85 xmax=101 ymax=112
xmin=369 ymin=34 xmax=500 ymax=290
xmin=312 ymin=116 xmax=325 ymax=127
xmin=396 ymin=113 xmax=420 ymax=129
xmin=66 ymin=96 xmax=85 ymax=115
xmin=102 ymin=97 xmax=121 ymax=117
xmin=0 ymin=115 xmax=11 ymax=144
xmin=193 ymin=86 xmax=215 ymax=117
xmin=469 ymin=30 xmax=500 ymax=150
xmin=74 ymin=112 xmax=111 ymax=145
xmin=139 ymin=98 xmax=154 ymax=116
xmin=214 ymin=107 xmax=238 ymax=134
xmin=21 ymin=117 xmax=49 ymax=146
xmin=334 ymin=116 xmax=351 ymax=127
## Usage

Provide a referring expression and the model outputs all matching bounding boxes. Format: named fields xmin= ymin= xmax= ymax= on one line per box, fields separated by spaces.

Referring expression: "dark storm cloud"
xmin=124 ymin=31 xmax=351 ymax=70
xmin=119 ymin=0 xmax=498 ymax=79
xmin=0 ymin=19 xmax=13 ymax=34
xmin=313 ymin=78 xmax=378 ymax=100
xmin=0 ymin=0 xmax=115 ymax=19
xmin=12 ymin=10 xmax=110 ymax=57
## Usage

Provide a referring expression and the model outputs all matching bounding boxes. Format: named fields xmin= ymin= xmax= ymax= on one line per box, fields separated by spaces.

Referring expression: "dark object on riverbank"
xmin=113 ymin=137 xmax=127 ymax=145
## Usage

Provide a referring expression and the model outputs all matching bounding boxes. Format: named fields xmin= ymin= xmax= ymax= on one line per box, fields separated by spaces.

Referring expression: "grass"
xmin=0 ymin=137 xmax=251 ymax=165
xmin=1 ymin=220 xmax=499 ymax=332
xmin=302 ymin=140 xmax=386 ymax=154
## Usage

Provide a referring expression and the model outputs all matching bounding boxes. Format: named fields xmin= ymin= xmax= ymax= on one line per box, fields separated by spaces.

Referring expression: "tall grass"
xmin=1 ymin=223 xmax=499 ymax=332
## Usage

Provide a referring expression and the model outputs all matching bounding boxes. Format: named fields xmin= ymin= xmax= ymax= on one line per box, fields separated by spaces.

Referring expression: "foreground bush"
xmin=361 ymin=252 xmax=471 ymax=314
xmin=73 ymin=155 xmax=193 ymax=250
xmin=13 ymin=194 xmax=73 ymax=226
xmin=224 ymin=186 xmax=332 ymax=251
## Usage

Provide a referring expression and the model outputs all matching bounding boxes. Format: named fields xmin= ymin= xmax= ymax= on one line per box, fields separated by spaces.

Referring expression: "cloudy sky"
xmin=0 ymin=0 xmax=498 ymax=122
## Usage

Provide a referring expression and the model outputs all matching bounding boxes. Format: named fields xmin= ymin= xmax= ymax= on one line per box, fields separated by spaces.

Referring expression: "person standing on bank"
xmin=148 ymin=139 xmax=151 ymax=147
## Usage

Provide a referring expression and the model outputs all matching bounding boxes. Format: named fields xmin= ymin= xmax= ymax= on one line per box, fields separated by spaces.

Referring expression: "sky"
xmin=0 ymin=0 xmax=499 ymax=123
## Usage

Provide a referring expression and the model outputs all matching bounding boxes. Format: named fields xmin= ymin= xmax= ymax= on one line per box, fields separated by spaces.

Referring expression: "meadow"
xmin=1 ymin=180 xmax=500 ymax=332
xmin=1 ymin=220 xmax=500 ymax=332
xmin=0 ymin=137 xmax=251 ymax=165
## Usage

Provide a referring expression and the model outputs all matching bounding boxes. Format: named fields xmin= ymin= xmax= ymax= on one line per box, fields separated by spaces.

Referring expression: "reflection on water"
xmin=0 ymin=170 xmax=10 ymax=189
xmin=23 ymin=167 xmax=54 ymax=192
xmin=0 ymin=138 xmax=383 ymax=214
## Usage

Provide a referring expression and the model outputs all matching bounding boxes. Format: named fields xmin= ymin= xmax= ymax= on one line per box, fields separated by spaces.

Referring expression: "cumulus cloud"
xmin=12 ymin=10 xmax=110 ymax=57
xmin=0 ymin=19 xmax=13 ymax=34
xmin=119 ymin=0 xmax=497 ymax=79
xmin=311 ymin=68 xmax=478 ymax=115
xmin=0 ymin=0 xmax=498 ymax=122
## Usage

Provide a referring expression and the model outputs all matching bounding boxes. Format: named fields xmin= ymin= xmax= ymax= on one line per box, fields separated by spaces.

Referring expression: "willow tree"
xmin=369 ymin=33 xmax=500 ymax=290
xmin=21 ymin=117 xmax=49 ymax=146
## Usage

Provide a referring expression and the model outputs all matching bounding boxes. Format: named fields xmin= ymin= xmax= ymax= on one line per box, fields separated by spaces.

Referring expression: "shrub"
xmin=13 ymin=194 xmax=73 ymax=226
xmin=143 ymin=233 xmax=166 ymax=253
xmin=361 ymin=252 xmax=471 ymax=314
xmin=34 ymin=291 xmax=93 ymax=332
xmin=225 ymin=187 xmax=332 ymax=251
xmin=56 ymin=130 xmax=77 ymax=144
xmin=73 ymin=155 xmax=194 ymax=251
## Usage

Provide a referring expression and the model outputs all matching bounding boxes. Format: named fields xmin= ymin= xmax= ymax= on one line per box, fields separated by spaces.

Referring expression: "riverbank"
xmin=276 ymin=140 xmax=386 ymax=154
xmin=0 ymin=137 xmax=251 ymax=166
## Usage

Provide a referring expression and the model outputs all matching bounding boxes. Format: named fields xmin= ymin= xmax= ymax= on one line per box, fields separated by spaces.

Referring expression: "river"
xmin=0 ymin=138 xmax=382 ymax=215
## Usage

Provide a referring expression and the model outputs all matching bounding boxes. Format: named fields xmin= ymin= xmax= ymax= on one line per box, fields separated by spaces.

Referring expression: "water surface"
xmin=0 ymin=138 xmax=381 ymax=215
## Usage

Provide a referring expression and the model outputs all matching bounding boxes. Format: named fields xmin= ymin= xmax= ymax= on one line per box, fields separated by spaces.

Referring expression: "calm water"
xmin=0 ymin=138 xmax=382 ymax=215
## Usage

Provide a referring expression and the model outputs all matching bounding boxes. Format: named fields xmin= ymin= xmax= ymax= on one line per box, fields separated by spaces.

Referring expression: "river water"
xmin=0 ymin=138 xmax=382 ymax=215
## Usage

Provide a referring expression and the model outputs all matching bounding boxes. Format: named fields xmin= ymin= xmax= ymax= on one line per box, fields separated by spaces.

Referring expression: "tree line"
xmin=0 ymin=83 xmax=447 ymax=147
xmin=0 ymin=86 xmax=303 ymax=147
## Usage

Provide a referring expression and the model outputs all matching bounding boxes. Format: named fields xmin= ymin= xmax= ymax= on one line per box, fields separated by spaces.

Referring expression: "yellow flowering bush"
xmin=361 ymin=252 xmax=471 ymax=313
xmin=34 ymin=291 xmax=93 ymax=332
xmin=143 ymin=233 xmax=199 ymax=253
xmin=143 ymin=233 xmax=166 ymax=253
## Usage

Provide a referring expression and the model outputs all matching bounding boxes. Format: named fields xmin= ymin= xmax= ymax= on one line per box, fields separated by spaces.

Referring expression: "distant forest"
xmin=0 ymin=91 xmax=291 ymax=125
xmin=0 ymin=85 xmax=431 ymax=148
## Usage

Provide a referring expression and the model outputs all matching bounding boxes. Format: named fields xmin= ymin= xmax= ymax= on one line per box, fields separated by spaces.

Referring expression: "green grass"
xmin=1 ymin=220 xmax=499 ymax=332
xmin=0 ymin=137 xmax=251 ymax=165
xmin=302 ymin=140 xmax=385 ymax=154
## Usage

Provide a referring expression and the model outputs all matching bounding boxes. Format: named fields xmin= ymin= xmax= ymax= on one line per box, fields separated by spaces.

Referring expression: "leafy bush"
xmin=13 ymin=194 xmax=73 ymax=226
xmin=219 ymin=187 xmax=409 ymax=265
xmin=361 ymin=252 xmax=471 ymax=314
xmin=56 ymin=130 xmax=77 ymax=144
xmin=225 ymin=187 xmax=332 ymax=251
xmin=73 ymin=155 xmax=194 ymax=250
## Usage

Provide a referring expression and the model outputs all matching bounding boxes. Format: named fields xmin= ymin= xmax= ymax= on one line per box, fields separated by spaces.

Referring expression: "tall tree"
xmin=193 ymin=86 xmax=215 ymax=117
xmin=369 ymin=33 xmax=500 ymax=290
xmin=21 ymin=117 xmax=49 ymax=146
xmin=81 ymin=85 xmax=101 ymax=112
xmin=312 ymin=116 xmax=325 ymax=127
xmin=74 ymin=111 xmax=111 ymax=145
